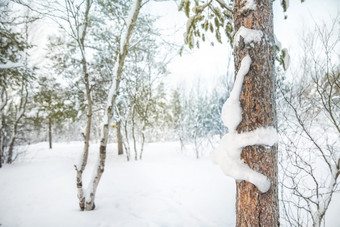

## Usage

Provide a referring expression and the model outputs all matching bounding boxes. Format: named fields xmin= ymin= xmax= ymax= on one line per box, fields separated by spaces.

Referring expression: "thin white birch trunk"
xmin=83 ymin=0 xmax=142 ymax=210
xmin=72 ymin=0 xmax=93 ymax=211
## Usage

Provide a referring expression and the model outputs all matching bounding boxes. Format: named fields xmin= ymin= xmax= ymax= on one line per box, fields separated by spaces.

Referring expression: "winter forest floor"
xmin=1 ymin=142 xmax=340 ymax=227
xmin=0 ymin=142 xmax=236 ymax=227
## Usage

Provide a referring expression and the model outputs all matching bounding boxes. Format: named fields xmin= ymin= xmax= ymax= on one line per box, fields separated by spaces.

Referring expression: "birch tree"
xmin=116 ymin=20 xmax=170 ymax=161
xmin=75 ymin=0 xmax=143 ymax=211
xmin=33 ymin=76 xmax=77 ymax=149
xmin=90 ymin=1 xmax=170 ymax=160
xmin=28 ymin=0 xmax=98 ymax=210
xmin=37 ymin=0 xmax=94 ymax=210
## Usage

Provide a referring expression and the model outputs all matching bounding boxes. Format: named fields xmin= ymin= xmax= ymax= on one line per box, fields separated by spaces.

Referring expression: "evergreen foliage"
xmin=179 ymin=0 xmax=234 ymax=48
xmin=0 ymin=1 xmax=35 ymax=166
xmin=32 ymin=76 xmax=78 ymax=147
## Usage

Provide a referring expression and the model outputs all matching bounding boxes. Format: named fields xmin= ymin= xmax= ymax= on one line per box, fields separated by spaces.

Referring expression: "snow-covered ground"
xmin=1 ymin=141 xmax=339 ymax=227
xmin=0 ymin=142 xmax=236 ymax=227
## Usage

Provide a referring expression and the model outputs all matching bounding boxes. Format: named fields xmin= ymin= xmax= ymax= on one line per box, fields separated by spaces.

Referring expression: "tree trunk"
xmin=122 ymin=120 xmax=131 ymax=161
xmin=0 ymin=145 xmax=2 ymax=168
xmin=0 ymin=147 xmax=2 ymax=168
xmin=194 ymin=131 xmax=199 ymax=159
xmin=6 ymin=83 xmax=28 ymax=164
xmin=0 ymin=93 xmax=7 ymax=167
xmin=83 ymin=0 xmax=142 ymax=210
xmin=131 ymin=107 xmax=138 ymax=160
xmin=7 ymin=113 xmax=21 ymax=164
xmin=71 ymin=0 xmax=94 ymax=211
xmin=117 ymin=121 xmax=123 ymax=155
xmin=6 ymin=135 xmax=15 ymax=164
xmin=0 ymin=116 xmax=5 ymax=168
xmin=139 ymin=129 xmax=145 ymax=160
xmin=233 ymin=0 xmax=278 ymax=226
xmin=48 ymin=118 xmax=52 ymax=149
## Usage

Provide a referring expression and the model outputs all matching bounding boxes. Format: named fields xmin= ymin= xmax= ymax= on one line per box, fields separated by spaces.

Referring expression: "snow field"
xmin=0 ymin=142 xmax=235 ymax=227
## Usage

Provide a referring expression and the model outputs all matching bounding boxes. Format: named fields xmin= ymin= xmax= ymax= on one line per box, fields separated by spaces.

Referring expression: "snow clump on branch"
xmin=234 ymin=26 xmax=263 ymax=48
xmin=240 ymin=0 xmax=257 ymax=12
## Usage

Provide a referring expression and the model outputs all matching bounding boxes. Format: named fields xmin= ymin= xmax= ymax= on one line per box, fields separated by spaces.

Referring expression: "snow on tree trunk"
xmin=73 ymin=0 xmax=93 ymax=211
xmin=122 ymin=121 xmax=131 ymax=161
xmin=82 ymin=0 xmax=142 ymax=210
xmin=234 ymin=0 xmax=278 ymax=226
xmin=75 ymin=71 xmax=92 ymax=211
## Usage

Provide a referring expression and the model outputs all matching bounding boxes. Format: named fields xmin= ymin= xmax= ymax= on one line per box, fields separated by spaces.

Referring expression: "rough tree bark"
xmin=233 ymin=0 xmax=279 ymax=226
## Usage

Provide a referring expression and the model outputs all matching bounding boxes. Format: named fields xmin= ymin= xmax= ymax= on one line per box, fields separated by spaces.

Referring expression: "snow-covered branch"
xmin=0 ymin=61 xmax=23 ymax=69
xmin=234 ymin=26 xmax=263 ymax=48
xmin=120 ymin=0 xmax=142 ymax=55
xmin=215 ymin=0 xmax=233 ymax=13
xmin=240 ymin=0 xmax=257 ymax=12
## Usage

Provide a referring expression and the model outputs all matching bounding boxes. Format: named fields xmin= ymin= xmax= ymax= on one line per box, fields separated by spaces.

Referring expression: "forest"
xmin=0 ymin=0 xmax=339 ymax=226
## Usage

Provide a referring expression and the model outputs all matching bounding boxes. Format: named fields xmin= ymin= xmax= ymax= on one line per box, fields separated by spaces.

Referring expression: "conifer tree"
xmin=178 ymin=0 xmax=295 ymax=225
xmin=0 ymin=1 xmax=35 ymax=166
xmin=233 ymin=0 xmax=278 ymax=225
xmin=33 ymin=76 xmax=77 ymax=149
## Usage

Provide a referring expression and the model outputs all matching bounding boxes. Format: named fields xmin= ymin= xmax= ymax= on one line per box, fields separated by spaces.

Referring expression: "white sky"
xmin=145 ymin=0 xmax=340 ymax=89
xmin=25 ymin=0 xmax=339 ymax=89
xmin=274 ymin=0 xmax=339 ymax=76
xmin=145 ymin=1 xmax=232 ymax=90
